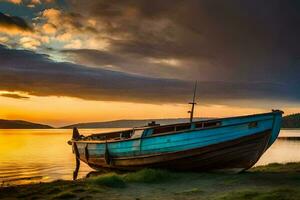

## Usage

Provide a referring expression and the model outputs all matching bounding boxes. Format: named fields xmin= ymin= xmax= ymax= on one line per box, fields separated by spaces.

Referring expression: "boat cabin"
xmin=76 ymin=81 xmax=219 ymax=142
xmin=79 ymin=120 xmax=222 ymax=142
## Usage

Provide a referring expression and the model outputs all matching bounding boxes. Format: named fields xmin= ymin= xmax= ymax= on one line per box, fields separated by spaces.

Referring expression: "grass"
xmin=52 ymin=191 xmax=77 ymax=199
xmin=251 ymin=162 xmax=300 ymax=173
xmin=46 ymin=187 xmax=62 ymax=194
xmin=214 ymin=188 xmax=300 ymax=200
xmin=87 ymin=168 xmax=176 ymax=188
xmin=123 ymin=168 xmax=175 ymax=183
xmin=0 ymin=163 xmax=299 ymax=200
xmin=175 ymin=188 xmax=204 ymax=195
xmin=71 ymin=187 xmax=86 ymax=193
xmin=87 ymin=173 xmax=126 ymax=188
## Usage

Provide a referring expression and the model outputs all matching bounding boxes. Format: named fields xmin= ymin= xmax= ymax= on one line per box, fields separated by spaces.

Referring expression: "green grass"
xmin=214 ymin=188 xmax=300 ymax=200
xmin=87 ymin=173 xmax=126 ymax=188
xmin=123 ymin=168 xmax=175 ymax=183
xmin=71 ymin=187 xmax=86 ymax=193
xmin=0 ymin=162 xmax=299 ymax=200
xmin=52 ymin=191 xmax=77 ymax=199
xmin=87 ymin=168 xmax=176 ymax=187
xmin=251 ymin=162 xmax=300 ymax=173
xmin=175 ymin=188 xmax=204 ymax=195
xmin=45 ymin=187 xmax=63 ymax=195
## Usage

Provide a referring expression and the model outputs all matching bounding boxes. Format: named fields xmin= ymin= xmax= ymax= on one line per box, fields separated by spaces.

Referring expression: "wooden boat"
xmin=69 ymin=110 xmax=283 ymax=172
xmin=69 ymin=83 xmax=283 ymax=173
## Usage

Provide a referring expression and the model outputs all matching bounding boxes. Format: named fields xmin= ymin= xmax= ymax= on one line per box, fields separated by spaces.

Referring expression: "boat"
xmin=69 ymin=110 xmax=283 ymax=173
xmin=68 ymin=83 xmax=283 ymax=173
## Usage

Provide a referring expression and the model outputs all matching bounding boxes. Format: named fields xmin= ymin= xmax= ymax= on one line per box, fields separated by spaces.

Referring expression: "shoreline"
xmin=1 ymin=162 xmax=300 ymax=200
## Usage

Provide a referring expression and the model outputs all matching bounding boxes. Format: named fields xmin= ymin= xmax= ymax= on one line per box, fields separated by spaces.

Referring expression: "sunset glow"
xmin=0 ymin=0 xmax=299 ymax=126
xmin=0 ymin=94 xmax=284 ymax=127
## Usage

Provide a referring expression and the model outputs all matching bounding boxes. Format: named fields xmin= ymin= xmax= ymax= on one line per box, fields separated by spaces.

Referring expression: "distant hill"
xmin=282 ymin=113 xmax=300 ymax=128
xmin=62 ymin=118 xmax=206 ymax=129
xmin=0 ymin=119 xmax=53 ymax=129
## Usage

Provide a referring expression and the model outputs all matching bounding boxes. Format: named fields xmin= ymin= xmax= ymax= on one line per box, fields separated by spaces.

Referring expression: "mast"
xmin=188 ymin=81 xmax=197 ymax=123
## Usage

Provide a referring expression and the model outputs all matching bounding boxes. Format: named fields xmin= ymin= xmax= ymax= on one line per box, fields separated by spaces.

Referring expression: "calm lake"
xmin=0 ymin=129 xmax=299 ymax=186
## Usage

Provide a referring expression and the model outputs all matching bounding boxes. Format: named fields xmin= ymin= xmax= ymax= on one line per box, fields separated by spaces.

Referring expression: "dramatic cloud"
xmin=19 ymin=36 xmax=40 ymax=49
xmin=61 ymin=0 xmax=300 ymax=82
xmin=0 ymin=12 xmax=32 ymax=34
xmin=0 ymin=44 xmax=191 ymax=104
xmin=62 ymin=49 xmax=194 ymax=79
xmin=0 ymin=44 xmax=300 ymax=107
xmin=0 ymin=1 xmax=299 ymax=108
xmin=1 ymin=0 xmax=54 ymax=5
xmin=2 ymin=0 xmax=22 ymax=4
xmin=0 ymin=93 xmax=29 ymax=99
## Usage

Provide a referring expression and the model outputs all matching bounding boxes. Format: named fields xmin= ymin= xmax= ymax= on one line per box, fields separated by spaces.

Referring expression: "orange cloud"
xmin=64 ymin=39 xmax=82 ymax=49
xmin=31 ymin=0 xmax=41 ymax=4
xmin=56 ymin=32 xmax=71 ymax=41
xmin=0 ymin=12 xmax=32 ymax=35
xmin=4 ymin=0 xmax=22 ymax=4
xmin=0 ymin=25 xmax=31 ymax=35
xmin=0 ymin=36 xmax=9 ymax=43
xmin=20 ymin=37 xmax=41 ymax=49
xmin=42 ymin=8 xmax=61 ymax=25
xmin=42 ymin=23 xmax=56 ymax=34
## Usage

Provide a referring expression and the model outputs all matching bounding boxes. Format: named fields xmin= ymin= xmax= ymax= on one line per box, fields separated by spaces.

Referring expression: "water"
xmin=0 ymin=128 xmax=123 ymax=186
xmin=256 ymin=129 xmax=300 ymax=165
xmin=0 ymin=129 xmax=299 ymax=186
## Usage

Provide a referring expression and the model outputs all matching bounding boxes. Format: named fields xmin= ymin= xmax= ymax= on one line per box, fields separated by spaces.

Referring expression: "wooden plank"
xmin=83 ymin=129 xmax=271 ymax=171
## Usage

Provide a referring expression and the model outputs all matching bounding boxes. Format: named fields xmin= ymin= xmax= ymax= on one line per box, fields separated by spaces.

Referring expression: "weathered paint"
xmin=74 ymin=111 xmax=283 ymax=170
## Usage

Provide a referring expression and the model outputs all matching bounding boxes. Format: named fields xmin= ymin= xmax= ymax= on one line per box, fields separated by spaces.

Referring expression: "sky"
xmin=0 ymin=0 xmax=299 ymax=127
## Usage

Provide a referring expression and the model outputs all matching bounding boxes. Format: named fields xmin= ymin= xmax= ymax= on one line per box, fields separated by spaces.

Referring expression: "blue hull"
xmin=72 ymin=110 xmax=283 ymax=171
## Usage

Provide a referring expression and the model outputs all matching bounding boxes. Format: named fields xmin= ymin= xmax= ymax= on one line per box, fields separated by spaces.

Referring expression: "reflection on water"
xmin=0 ymin=128 xmax=299 ymax=186
xmin=0 ymin=128 xmax=122 ymax=186
xmin=256 ymin=130 xmax=300 ymax=166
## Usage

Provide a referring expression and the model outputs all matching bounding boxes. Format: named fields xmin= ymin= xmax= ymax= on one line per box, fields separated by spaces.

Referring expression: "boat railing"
xmin=81 ymin=120 xmax=223 ymax=141
xmin=82 ymin=129 xmax=132 ymax=141
xmin=194 ymin=121 xmax=221 ymax=129
xmin=72 ymin=111 xmax=282 ymax=144
xmin=150 ymin=120 xmax=222 ymax=136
